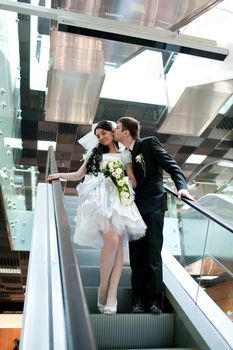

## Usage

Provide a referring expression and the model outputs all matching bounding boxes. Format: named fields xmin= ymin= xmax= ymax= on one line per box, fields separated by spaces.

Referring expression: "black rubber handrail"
xmin=47 ymin=147 xmax=96 ymax=350
xmin=164 ymin=185 xmax=233 ymax=234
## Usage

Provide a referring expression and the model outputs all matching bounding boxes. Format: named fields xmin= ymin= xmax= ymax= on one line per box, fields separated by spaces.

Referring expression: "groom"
xmin=114 ymin=116 xmax=194 ymax=313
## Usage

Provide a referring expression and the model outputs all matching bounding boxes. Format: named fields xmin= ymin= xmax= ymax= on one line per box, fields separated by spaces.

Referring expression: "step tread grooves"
xmin=64 ymin=201 xmax=196 ymax=349
xmin=90 ymin=314 xmax=174 ymax=349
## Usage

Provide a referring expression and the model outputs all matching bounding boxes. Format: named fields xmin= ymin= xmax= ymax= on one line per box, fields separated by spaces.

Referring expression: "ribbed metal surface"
xmin=84 ymin=287 xmax=132 ymax=314
xmin=90 ymin=314 xmax=174 ymax=349
xmin=76 ymin=248 xmax=130 ymax=266
xmin=66 ymin=207 xmax=78 ymax=217
xmin=217 ymin=116 xmax=233 ymax=130
xmin=45 ymin=30 xmax=105 ymax=125
xmin=103 ymin=348 xmax=195 ymax=350
xmin=37 ymin=130 xmax=57 ymax=141
xmin=80 ymin=266 xmax=131 ymax=287
xmin=63 ymin=195 xmax=79 ymax=207
xmin=69 ymin=224 xmax=76 ymax=235
xmin=60 ymin=0 xmax=222 ymax=32
xmin=159 ymin=79 xmax=233 ymax=137
xmin=59 ymin=123 xmax=78 ymax=135
xmin=76 ymin=249 xmax=100 ymax=266
xmin=67 ymin=214 xmax=75 ymax=227
xmin=64 ymin=194 xmax=197 ymax=349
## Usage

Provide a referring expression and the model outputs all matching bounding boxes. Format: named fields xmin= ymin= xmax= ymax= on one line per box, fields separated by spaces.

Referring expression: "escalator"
xmin=64 ymin=194 xmax=196 ymax=350
xmin=19 ymin=149 xmax=233 ymax=349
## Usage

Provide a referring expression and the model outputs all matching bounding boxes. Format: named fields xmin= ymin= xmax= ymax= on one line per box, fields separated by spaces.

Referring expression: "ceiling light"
xmin=186 ymin=154 xmax=207 ymax=164
xmin=4 ymin=137 xmax=22 ymax=149
xmin=217 ymin=160 xmax=233 ymax=168
xmin=197 ymin=275 xmax=219 ymax=280
xmin=37 ymin=140 xmax=56 ymax=151
xmin=0 ymin=268 xmax=21 ymax=274
xmin=30 ymin=0 xmax=51 ymax=91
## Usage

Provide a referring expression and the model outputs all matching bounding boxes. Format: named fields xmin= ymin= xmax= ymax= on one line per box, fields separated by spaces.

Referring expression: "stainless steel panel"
xmin=45 ymin=30 xmax=105 ymax=124
xmin=158 ymin=79 xmax=233 ymax=136
xmin=61 ymin=0 xmax=223 ymax=30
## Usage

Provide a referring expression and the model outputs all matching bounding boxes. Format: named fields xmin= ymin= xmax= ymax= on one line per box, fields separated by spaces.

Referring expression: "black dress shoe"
xmin=149 ymin=304 xmax=162 ymax=314
xmin=132 ymin=299 xmax=145 ymax=313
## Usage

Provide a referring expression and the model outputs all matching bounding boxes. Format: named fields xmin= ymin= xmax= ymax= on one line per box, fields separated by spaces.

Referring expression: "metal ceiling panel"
xmin=60 ymin=0 xmax=223 ymax=31
xmin=45 ymin=30 xmax=105 ymax=124
xmin=158 ymin=79 xmax=233 ymax=136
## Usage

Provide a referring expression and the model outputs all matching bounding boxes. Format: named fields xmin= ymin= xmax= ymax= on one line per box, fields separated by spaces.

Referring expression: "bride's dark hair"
xmin=86 ymin=121 xmax=118 ymax=176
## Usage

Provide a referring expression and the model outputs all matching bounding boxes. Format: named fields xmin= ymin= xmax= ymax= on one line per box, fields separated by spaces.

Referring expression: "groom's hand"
xmin=177 ymin=189 xmax=195 ymax=201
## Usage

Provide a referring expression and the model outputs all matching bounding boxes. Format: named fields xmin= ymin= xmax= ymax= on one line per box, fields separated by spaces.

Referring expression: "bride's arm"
xmin=125 ymin=163 xmax=137 ymax=188
xmin=48 ymin=161 xmax=87 ymax=182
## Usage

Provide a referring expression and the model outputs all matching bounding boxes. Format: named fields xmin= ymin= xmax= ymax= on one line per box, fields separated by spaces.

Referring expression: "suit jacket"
xmin=131 ymin=137 xmax=187 ymax=215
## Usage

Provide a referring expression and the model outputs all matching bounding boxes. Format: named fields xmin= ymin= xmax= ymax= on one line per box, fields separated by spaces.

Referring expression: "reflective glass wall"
xmin=0 ymin=9 xmax=37 ymax=251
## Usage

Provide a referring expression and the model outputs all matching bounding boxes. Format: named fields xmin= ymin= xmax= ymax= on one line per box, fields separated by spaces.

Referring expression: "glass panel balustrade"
xmin=164 ymin=193 xmax=233 ymax=321
xmin=196 ymin=219 xmax=233 ymax=321
xmin=0 ymin=8 xmax=38 ymax=251
xmin=188 ymin=160 xmax=233 ymax=200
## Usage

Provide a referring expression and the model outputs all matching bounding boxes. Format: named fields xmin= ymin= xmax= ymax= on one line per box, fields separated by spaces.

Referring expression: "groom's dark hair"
xmin=118 ymin=117 xmax=140 ymax=139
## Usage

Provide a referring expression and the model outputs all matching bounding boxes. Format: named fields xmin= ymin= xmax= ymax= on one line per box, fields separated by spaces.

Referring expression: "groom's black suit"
xmin=130 ymin=136 xmax=187 ymax=309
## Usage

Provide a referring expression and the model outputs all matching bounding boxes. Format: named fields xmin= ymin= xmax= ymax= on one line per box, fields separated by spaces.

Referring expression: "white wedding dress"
xmin=73 ymin=150 xmax=147 ymax=248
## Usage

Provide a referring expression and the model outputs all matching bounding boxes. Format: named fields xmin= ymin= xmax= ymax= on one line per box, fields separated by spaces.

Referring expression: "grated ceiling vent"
xmin=37 ymin=131 xmax=57 ymax=141
xmin=0 ymin=258 xmax=19 ymax=267
xmin=1 ymin=276 xmax=22 ymax=284
xmin=59 ymin=123 xmax=78 ymax=135
xmin=217 ymin=116 xmax=233 ymax=130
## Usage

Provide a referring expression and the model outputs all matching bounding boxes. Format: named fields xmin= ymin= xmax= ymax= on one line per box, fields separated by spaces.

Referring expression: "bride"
xmin=48 ymin=120 xmax=146 ymax=314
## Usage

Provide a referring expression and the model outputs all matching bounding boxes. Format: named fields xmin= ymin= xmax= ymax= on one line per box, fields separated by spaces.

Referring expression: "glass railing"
xmin=0 ymin=8 xmax=37 ymax=251
xmin=197 ymin=219 xmax=233 ymax=321
xmin=187 ymin=160 xmax=233 ymax=200
xmin=164 ymin=160 xmax=233 ymax=225
xmin=164 ymin=186 xmax=233 ymax=322
xmin=1 ymin=165 xmax=38 ymax=251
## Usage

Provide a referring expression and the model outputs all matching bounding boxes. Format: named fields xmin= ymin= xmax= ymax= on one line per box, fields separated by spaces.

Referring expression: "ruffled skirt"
xmin=73 ymin=173 xmax=146 ymax=249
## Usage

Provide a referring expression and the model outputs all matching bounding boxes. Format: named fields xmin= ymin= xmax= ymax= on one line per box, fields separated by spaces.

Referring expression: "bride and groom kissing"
xmin=48 ymin=116 xmax=194 ymax=315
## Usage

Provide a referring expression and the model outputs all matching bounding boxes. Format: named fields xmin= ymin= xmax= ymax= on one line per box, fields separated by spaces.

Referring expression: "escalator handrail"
xmin=164 ymin=185 xmax=233 ymax=234
xmin=47 ymin=147 xmax=96 ymax=350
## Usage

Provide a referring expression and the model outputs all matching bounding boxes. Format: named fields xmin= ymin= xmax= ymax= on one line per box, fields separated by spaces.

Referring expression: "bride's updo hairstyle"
xmin=86 ymin=120 xmax=118 ymax=176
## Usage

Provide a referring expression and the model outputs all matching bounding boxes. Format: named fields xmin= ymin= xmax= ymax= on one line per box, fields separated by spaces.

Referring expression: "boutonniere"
xmin=135 ymin=154 xmax=146 ymax=177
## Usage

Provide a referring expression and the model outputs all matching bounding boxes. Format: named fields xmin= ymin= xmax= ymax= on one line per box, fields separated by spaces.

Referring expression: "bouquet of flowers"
xmin=100 ymin=160 xmax=134 ymax=206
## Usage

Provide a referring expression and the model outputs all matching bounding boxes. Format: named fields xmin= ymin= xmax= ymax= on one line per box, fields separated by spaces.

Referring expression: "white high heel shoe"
xmin=97 ymin=288 xmax=105 ymax=313
xmin=98 ymin=300 xmax=105 ymax=313
xmin=103 ymin=301 xmax=117 ymax=315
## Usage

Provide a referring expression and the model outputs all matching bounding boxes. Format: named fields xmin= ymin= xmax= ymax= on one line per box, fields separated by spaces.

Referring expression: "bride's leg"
xmin=99 ymin=232 xmax=121 ymax=305
xmin=105 ymin=235 xmax=124 ymax=307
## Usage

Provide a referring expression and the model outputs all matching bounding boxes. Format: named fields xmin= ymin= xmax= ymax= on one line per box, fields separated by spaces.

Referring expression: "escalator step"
xmin=76 ymin=248 xmax=130 ymax=266
xmin=76 ymin=249 xmax=101 ymax=266
xmin=80 ymin=266 xmax=131 ymax=287
xmin=66 ymin=207 xmax=77 ymax=217
xmin=84 ymin=287 xmax=132 ymax=313
xmin=63 ymin=195 xmax=79 ymax=203
xmin=70 ymin=224 xmax=76 ymax=235
xmin=90 ymin=314 xmax=174 ymax=349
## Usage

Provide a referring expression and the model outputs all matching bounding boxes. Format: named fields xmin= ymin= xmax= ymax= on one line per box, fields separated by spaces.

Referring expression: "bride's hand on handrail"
xmin=48 ymin=173 xmax=60 ymax=182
